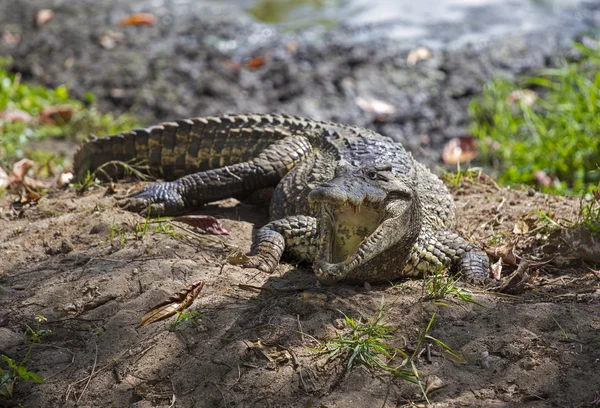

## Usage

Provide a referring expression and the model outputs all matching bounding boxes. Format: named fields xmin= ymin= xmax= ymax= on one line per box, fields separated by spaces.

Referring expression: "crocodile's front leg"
xmin=119 ymin=135 xmax=312 ymax=215
xmin=403 ymin=230 xmax=491 ymax=282
xmin=242 ymin=215 xmax=319 ymax=272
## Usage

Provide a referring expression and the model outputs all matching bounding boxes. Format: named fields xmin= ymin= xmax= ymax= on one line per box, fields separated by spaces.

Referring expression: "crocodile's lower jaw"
xmin=321 ymin=204 xmax=381 ymax=265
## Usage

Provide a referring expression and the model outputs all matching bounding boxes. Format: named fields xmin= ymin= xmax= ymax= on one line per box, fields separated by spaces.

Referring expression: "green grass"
xmin=469 ymin=42 xmax=600 ymax=195
xmin=0 ymin=57 xmax=139 ymax=170
xmin=313 ymin=297 xmax=420 ymax=384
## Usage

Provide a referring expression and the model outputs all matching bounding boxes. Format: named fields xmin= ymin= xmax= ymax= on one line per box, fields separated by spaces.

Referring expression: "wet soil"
xmin=0 ymin=176 xmax=598 ymax=408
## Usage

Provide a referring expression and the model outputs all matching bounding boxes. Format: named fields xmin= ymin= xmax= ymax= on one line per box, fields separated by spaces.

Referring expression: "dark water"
xmin=213 ymin=0 xmax=591 ymax=48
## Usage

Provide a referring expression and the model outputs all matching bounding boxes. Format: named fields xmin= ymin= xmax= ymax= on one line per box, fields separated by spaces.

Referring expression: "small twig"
xmin=76 ymin=340 xmax=98 ymax=403
xmin=297 ymin=314 xmax=305 ymax=345
xmin=496 ymin=196 xmax=507 ymax=212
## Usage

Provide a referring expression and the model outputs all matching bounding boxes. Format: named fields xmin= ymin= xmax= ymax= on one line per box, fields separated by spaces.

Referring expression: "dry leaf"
xmin=11 ymin=159 xmax=35 ymax=181
xmin=246 ymin=56 xmax=266 ymax=70
xmin=355 ymin=96 xmax=396 ymax=115
xmin=425 ymin=375 xmax=445 ymax=395
xmin=99 ymin=30 xmax=125 ymax=49
xmin=442 ymin=349 xmax=467 ymax=364
xmin=513 ymin=220 xmax=529 ymax=235
xmin=57 ymin=171 xmax=74 ymax=188
xmin=0 ymin=109 xmax=33 ymax=123
xmin=534 ymin=170 xmax=552 ymax=187
xmin=118 ymin=13 xmax=158 ymax=27
xmin=2 ymin=30 xmax=21 ymax=46
xmin=442 ymin=137 xmax=478 ymax=164
xmin=22 ymin=176 xmax=52 ymax=191
xmin=171 ymin=215 xmax=230 ymax=235
xmin=491 ymin=261 xmax=536 ymax=294
xmin=36 ymin=9 xmax=54 ymax=26
xmin=506 ymin=89 xmax=537 ymax=106
xmin=407 ymin=47 xmax=432 ymax=66
xmin=487 ymin=244 xmax=518 ymax=266
xmin=228 ymin=251 xmax=251 ymax=265
xmin=39 ymin=105 xmax=73 ymax=125
xmin=491 ymin=257 xmax=502 ymax=280
xmin=137 ymin=280 xmax=205 ymax=328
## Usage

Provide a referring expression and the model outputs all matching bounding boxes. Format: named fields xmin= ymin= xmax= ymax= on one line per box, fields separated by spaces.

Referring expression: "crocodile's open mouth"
xmin=319 ymin=202 xmax=382 ymax=266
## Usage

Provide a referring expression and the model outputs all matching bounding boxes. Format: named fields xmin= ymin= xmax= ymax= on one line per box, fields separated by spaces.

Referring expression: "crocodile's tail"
xmin=73 ymin=114 xmax=319 ymax=182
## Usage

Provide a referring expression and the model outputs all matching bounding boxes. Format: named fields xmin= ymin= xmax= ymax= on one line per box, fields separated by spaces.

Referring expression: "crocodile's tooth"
xmin=345 ymin=255 xmax=351 ymax=265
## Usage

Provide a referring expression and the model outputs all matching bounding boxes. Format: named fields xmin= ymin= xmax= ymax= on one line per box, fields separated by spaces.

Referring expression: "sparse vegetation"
xmin=313 ymin=298 xmax=420 ymax=384
xmin=167 ymin=310 xmax=204 ymax=334
xmin=469 ymin=42 xmax=600 ymax=195
xmin=0 ymin=316 xmax=50 ymax=398
xmin=424 ymin=267 xmax=481 ymax=307
xmin=0 ymin=58 xmax=140 ymax=169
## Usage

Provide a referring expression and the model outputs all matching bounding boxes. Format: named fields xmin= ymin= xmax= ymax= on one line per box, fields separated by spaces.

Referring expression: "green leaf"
xmin=28 ymin=372 xmax=44 ymax=383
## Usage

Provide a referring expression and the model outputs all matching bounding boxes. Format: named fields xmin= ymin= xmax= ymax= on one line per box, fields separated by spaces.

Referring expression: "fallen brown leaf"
xmin=246 ymin=56 xmax=266 ymax=70
xmin=39 ymin=105 xmax=73 ymax=125
xmin=442 ymin=136 xmax=478 ymax=164
xmin=491 ymin=261 xmax=536 ymax=294
xmin=171 ymin=215 xmax=230 ymax=235
xmin=11 ymin=159 xmax=35 ymax=181
xmin=513 ymin=220 xmax=529 ymax=235
xmin=118 ymin=13 xmax=157 ymax=27
xmin=425 ymin=375 xmax=445 ymax=395
xmin=137 ymin=280 xmax=205 ymax=328
xmin=36 ymin=9 xmax=54 ymax=26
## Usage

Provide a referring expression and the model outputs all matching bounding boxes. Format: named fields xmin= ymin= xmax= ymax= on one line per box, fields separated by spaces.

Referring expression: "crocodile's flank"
xmin=74 ymin=113 xmax=491 ymax=284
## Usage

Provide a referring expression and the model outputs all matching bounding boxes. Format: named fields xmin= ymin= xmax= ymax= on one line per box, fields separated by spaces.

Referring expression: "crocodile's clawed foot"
xmin=117 ymin=182 xmax=187 ymax=216
xmin=241 ymin=255 xmax=278 ymax=273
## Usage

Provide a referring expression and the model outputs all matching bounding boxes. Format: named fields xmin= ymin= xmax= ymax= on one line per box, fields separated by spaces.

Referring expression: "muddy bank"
xmin=0 ymin=177 xmax=598 ymax=407
xmin=1 ymin=0 xmax=599 ymax=167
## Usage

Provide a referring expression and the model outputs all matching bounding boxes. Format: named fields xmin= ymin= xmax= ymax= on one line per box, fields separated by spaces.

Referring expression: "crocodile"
xmin=74 ymin=113 xmax=490 ymax=284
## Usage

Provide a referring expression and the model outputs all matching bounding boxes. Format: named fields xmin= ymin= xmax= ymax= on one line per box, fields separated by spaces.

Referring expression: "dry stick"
xmin=38 ymin=344 xmax=76 ymax=382
xmin=76 ymin=340 xmax=98 ymax=403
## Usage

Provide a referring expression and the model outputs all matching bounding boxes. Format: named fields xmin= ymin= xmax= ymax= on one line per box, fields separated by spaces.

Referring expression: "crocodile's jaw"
xmin=327 ymin=204 xmax=381 ymax=264
xmin=314 ymin=201 xmax=396 ymax=280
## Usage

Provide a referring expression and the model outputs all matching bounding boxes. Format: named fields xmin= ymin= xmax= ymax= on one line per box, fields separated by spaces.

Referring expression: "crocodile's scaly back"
xmin=74 ymin=114 xmax=322 ymax=181
xmin=75 ymin=113 xmax=491 ymax=284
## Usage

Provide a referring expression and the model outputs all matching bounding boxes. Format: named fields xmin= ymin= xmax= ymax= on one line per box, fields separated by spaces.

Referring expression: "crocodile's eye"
xmin=366 ymin=171 xmax=378 ymax=180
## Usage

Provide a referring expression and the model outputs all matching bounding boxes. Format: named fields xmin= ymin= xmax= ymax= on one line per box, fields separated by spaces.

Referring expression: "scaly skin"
xmin=74 ymin=113 xmax=491 ymax=284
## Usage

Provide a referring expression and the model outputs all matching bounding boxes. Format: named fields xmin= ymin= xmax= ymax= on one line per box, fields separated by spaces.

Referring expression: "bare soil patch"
xmin=0 ymin=175 xmax=598 ymax=408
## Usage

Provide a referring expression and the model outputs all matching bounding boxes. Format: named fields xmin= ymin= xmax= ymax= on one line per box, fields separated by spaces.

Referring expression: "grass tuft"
xmin=469 ymin=42 xmax=600 ymax=195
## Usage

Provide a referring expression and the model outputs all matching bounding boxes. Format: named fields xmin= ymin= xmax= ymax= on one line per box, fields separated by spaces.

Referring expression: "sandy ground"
xmin=0 ymin=175 xmax=598 ymax=408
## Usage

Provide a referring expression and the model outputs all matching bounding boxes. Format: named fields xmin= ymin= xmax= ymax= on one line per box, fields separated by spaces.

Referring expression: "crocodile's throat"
xmin=326 ymin=205 xmax=381 ymax=264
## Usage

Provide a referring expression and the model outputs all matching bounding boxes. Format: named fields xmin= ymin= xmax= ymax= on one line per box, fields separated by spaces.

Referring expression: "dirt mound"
xmin=0 ymin=176 xmax=598 ymax=407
